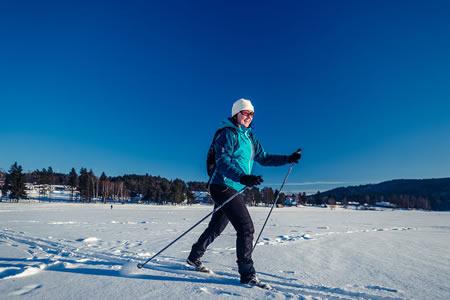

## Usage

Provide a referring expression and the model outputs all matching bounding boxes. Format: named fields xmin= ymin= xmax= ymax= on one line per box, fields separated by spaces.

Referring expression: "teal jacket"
xmin=210 ymin=118 xmax=289 ymax=191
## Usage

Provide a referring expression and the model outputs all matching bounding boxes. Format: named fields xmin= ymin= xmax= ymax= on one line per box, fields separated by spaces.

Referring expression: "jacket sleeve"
xmin=214 ymin=128 xmax=246 ymax=182
xmin=252 ymin=134 xmax=289 ymax=166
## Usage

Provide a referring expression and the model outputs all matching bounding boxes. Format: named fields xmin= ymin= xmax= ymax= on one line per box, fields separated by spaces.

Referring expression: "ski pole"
xmin=252 ymin=162 xmax=296 ymax=253
xmin=137 ymin=186 xmax=249 ymax=269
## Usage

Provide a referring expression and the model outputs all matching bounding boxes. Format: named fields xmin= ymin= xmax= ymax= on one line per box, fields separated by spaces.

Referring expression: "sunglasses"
xmin=240 ymin=110 xmax=254 ymax=117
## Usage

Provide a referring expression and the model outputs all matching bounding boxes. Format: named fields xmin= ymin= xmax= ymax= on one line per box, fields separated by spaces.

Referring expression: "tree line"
xmin=314 ymin=192 xmax=439 ymax=210
xmin=5 ymin=162 xmax=446 ymax=210
xmin=1 ymin=162 xmax=195 ymax=204
xmin=0 ymin=162 xmax=308 ymax=207
xmin=309 ymin=178 xmax=450 ymax=211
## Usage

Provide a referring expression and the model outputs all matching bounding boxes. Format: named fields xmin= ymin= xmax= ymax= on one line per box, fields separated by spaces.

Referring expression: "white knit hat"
xmin=231 ymin=98 xmax=254 ymax=117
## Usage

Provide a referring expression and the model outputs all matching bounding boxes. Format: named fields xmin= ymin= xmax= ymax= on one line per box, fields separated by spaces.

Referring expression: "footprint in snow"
xmin=0 ymin=267 xmax=22 ymax=279
xmin=317 ymin=226 xmax=330 ymax=230
xmin=366 ymin=285 xmax=398 ymax=293
xmin=9 ymin=284 xmax=42 ymax=296
xmin=195 ymin=286 xmax=240 ymax=296
xmin=2 ymin=265 xmax=45 ymax=280
xmin=302 ymin=233 xmax=313 ymax=240
xmin=196 ymin=287 xmax=211 ymax=294
xmin=48 ymin=221 xmax=77 ymax=225
xmin=76 ymin=237 xmax=100 ymax=244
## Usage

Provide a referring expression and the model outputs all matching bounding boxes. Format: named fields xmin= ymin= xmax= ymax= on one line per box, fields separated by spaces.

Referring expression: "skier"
xmin=187 ymin=98 xmax=301 ymax=288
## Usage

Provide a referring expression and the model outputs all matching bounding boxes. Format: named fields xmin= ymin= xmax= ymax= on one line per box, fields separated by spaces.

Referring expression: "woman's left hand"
xmin=287 ymin=149 xmax=302 ymax=163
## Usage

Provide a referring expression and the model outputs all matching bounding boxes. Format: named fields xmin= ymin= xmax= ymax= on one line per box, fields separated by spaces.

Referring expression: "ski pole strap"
xmin=137 ymin=186 xmax=248 ymax=269
xmin=252 ymin=164 xmax=294 ymax=253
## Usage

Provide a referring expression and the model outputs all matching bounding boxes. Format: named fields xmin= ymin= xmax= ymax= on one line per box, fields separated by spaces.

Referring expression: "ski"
xmin=146 ymin=259 xmax=275 ymax=291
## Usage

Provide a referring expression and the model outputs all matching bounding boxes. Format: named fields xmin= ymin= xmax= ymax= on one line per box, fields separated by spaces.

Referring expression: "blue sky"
xmin=1 ymin=0 xmax=449 ymax=193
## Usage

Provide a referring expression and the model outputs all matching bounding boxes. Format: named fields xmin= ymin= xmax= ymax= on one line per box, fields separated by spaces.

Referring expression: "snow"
xmin=0 ymin=202 xmax=449 ymax=299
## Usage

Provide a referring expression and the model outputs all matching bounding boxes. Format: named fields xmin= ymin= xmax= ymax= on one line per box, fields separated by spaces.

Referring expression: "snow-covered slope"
xmin=0 ymin=203 xmax=449 ymax=299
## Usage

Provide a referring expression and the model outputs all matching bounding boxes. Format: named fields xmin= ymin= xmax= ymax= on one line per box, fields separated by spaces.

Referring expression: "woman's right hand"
xmin=239 ymin=175 xmax=264 ymax=187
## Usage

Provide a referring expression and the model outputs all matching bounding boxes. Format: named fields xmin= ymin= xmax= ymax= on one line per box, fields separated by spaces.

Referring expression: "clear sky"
xmin=1 ymin=0 xmax=449 ymax=193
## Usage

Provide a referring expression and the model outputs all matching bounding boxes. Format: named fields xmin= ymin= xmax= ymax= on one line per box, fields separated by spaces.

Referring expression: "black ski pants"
xmin=188 ymin=184 xmax=255 ymax=278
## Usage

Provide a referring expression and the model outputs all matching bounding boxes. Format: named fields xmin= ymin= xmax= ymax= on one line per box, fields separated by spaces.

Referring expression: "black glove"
xmin=239 ymin=175 xmax=264 ymax=187
xmin=287 ymin=149 xmax=302 ymax=164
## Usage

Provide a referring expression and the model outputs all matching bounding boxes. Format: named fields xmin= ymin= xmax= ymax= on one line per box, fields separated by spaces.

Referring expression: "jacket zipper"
xmin=246 ymin=131 xmax=254 ymax=174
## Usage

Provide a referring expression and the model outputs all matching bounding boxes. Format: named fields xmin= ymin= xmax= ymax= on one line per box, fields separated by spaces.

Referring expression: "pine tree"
xmin=314 ymin=191 xmax=321 ymax=206
xmin=68 ymin=168 xmax=78 ymax=201
xmin=157 ymin=179 xmax=166 ymax=204
xmin=1 ymin=170 xmax=8 ymax=199
xmin=4 ymin=162 xmax=27 ymax=201
xmin=47 ymin=166 xmax=54 ymax=186
xmin=170 ymin=179 xmax=187 ymax=204
xmin=262 ymin=187 xmax=274 ymax=207
xmin=88 ymin=170 xmax=96 ymax=200
xmin=252 ymin=187 xmax=262 ymax=206
xmin=186 ymin=189 xmax=195 ymax=204
xmin=243 ymin=188 xmax=254 ymax=205
xmin=78 ymin=168 xmax=89 ymax=202
xmin=99 ymin=172 xmax=108 ymax=203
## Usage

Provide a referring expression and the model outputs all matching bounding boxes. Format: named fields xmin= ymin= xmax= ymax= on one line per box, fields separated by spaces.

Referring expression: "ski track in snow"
xmin=0 ymin=228 xmax=410 ymax=300
xmin=208 ymin=226 xmax=416 ymax=249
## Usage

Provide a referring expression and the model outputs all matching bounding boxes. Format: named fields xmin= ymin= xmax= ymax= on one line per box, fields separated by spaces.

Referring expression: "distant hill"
xmin=308 ymin=178 xmax=450 ymax=211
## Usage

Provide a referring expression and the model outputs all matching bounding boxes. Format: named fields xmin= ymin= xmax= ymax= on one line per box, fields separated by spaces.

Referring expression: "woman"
xmin=187 ymin=98 xmax=301 ymax=288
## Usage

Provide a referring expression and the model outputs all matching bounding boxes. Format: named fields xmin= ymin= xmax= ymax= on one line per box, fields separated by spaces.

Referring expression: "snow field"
xmin=0 ymin=203 xmax=449 ymax=299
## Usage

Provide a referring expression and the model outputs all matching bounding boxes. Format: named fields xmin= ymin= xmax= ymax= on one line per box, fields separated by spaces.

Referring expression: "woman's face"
xmin=236 ymin=110 xmax=254 ymax=128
